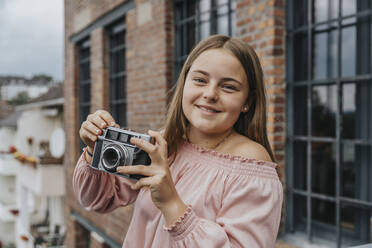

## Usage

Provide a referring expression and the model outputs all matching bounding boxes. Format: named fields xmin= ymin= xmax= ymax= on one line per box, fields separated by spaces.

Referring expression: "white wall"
xmin=15 ymin=109 xmax=63 ymax=157
xmin=0 ymin=175 xmax=16 ymax=204
xmin=0 ymin=127 xmax=16 ymax=151
xmin=0 ymin=221 xmax=15 ymax=246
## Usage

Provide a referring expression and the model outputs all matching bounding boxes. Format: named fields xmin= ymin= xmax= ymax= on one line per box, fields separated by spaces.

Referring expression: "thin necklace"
xmin=211 ymin=129 xmax=234 ymax=150
xmin=186 ymin=128 xmax=234 ymax=150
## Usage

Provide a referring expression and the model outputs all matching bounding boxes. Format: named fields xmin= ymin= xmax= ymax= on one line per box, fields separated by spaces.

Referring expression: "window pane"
xmin=312 ymin=142 xmax=336 ymax=196
xmin=341 ymin=205 xmax=371 ymax=245
xmin=342 ymin=83 xmax=355 ymax=139
xmin=294 ymin=141 xmax=307 ymax=190
xmin=117 ymin=77 xmax=126 ymax=100
xmin=341 ymin=25 xmax=356 ymax=77
xmin=187 ymin=20 xmax=196 ymax=51
xmin=293 ymin=0 xmax=308 ymax=28
xmin=342 ymin=81 xmax=372 ymax=140
xmin=80 ymin=105 xmax=90 ymax=120
xmin=117 ymin=103 xmax=127 ymax=127
xmin=231 ymin=0 xmax=236 ymax=36
xmin=312 ymin=198 xmax=336 ymax=228
xmin=294 ymin=194 xmax=307 ymax=231
xmin=200 ymin=20 xmax=210 ymax=40
xmin=355 ymin=14 xmax=371 ymax=75
xmin=314 ymin=0 xmax=338 ymax=23
xmin=293 ymin=31 xmax=308 ymax=82
xmin=217 ymin=14 xmax=229 ymax=35
xmin=80 ymin=63 xmax=90 ymax=81
xmin=80 ymin=84 xmax=90 ymax=102
xmin=199 ymin=0 xmax=211 ymax=16
xmin=341 ymin=8 xmax=371 ymax=77
xmin=199 ymin=0 xmax=211 ymax=40
xmin=216 ymin=0 xmax=228 ymax=5
xmin=187 ymin=0 xmax=196 ymax=18
xmin=342 ymin=143 xmax=372 ymax=201
xmin=313 ymin=23 xmax=338 ymax=79
xmin=108 ymin=21 xmax=126 ymax=127
xmin=312 ymin=85 xmax=337 ymax=137
xmin=216 ymin=0 xmax=229 ymax=35
xmin=78 ymin=38 xmax=90 ymax=133
xmin=294 ymin=86 xmax=308 ymax=135
xmin=342 ymin=0 xmax=356 ymax=16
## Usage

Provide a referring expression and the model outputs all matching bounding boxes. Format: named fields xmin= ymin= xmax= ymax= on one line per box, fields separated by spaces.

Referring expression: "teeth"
xmin=199 ymin=106 xmax=218 ymax=113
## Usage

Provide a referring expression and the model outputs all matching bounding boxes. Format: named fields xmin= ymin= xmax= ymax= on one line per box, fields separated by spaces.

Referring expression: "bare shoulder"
xmin=226 ymin=133 xmax=272 ymax=162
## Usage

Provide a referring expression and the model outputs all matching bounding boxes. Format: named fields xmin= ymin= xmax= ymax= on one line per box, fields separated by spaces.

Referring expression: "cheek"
xmin=182 ymin=87 xmax=193 ymax=115
xmin=224 ymin=97 xmax=246 ymax=117
xmin=182 ymin=82 xmax=197 ymax=106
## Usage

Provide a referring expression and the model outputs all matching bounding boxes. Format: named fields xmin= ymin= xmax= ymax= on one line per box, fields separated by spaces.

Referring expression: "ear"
xmin=241 ymin=104 xmax=249 ymax=113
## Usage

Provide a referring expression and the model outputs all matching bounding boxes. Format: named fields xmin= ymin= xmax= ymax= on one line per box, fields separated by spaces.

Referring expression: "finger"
xmin=116 ymin=165 xmax=154 ymax=177
xmin=130 ymin=137 xmax=156 ymax=154
xmin=148 ymin=130 xmax=167 ymax=147
xmin=82 ymin=120 xmax=102 ymax=136
xmin=131 ymin=177 xmax=153 ymax=190
xmin=87 ymin=114 xmax=110 ymax=129
xmin=96 ymin=110 xmax=117 ymax=127
xmin=80 ymin=129 xmax=98 ymax=143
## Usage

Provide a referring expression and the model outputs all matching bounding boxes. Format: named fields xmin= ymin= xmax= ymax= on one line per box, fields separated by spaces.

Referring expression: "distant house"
xmin=0 ymin=84 xmax=65 ymax=248
xmin=0 ymin=75 xmax=59 ymax=102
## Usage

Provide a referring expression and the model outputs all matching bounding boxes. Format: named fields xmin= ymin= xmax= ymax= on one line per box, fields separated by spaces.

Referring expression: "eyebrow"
xmin=191 ymin=69 xmax=242 ymax=85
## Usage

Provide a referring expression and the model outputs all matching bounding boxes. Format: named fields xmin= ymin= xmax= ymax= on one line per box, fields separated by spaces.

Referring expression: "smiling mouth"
xmin=196 ymin=105 xmax=221 ymax=113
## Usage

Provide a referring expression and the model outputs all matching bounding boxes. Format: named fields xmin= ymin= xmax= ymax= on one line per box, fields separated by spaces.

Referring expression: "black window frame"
xmin=107 ymin=20 xmax=127 ymax=128
xmin=286 ymin=0 xmax=372 ymax=247
xmin=78 ymin=38 xmax=91 ymax=150
xmin=174 ymin=0 xmax=236 ymax=79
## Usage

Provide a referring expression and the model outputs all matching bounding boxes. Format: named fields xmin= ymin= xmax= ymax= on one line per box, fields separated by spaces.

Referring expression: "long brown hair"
xmin=163 ymin=34 xmax=275 ymax=162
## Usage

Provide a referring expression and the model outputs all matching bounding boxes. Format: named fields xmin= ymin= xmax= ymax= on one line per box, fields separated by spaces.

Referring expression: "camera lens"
xmin=102 ymin=144 xmax=132 ymax=172
xmin=104 ymin=149 xmax=118 ymax=166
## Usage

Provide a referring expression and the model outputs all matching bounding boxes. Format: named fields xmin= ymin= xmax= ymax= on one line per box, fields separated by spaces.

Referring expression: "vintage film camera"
xmin=91 ymin=126 xmax=153 ymax=180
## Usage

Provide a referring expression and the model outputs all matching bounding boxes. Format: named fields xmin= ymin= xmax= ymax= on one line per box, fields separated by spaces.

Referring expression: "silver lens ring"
xmin=102 ymin=145 xmax=122 ymax=171
xmin=102 ymin=144 xmax=133 ymax=172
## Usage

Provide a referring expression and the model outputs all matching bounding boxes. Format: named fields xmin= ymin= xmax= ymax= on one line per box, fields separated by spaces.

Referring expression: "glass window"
xmin=313 ymin=23 xmax=338 ymax=80
xmin=108 ymin=21 xmax=127 ymax=128
xmin=78 ymin=38 xmax=91 ymax=149
xmin=174 ymin=0 xmax=236 ymax=80
xmin=311 ymin=85 xmax=337 ymax=137
xmin=287 ymin=0 xmax=372 ymax=245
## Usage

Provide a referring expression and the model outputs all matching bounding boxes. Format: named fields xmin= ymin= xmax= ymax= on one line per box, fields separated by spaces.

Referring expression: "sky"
xmin=0 ymin=0 xmax=64 ymax=81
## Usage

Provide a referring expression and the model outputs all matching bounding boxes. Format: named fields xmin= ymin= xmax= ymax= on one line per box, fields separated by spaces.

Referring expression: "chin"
xmin=191 ymin=123 xmax=226 ymax=135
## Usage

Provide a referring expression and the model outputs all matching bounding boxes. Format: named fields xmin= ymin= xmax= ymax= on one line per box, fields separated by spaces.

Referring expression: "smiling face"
xmin=182 ymin=48 xmax=249 ymax=136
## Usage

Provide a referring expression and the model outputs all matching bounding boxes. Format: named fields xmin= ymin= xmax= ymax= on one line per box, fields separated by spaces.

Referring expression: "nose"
xmin=203 ymin=84 xmax=218 ymax=102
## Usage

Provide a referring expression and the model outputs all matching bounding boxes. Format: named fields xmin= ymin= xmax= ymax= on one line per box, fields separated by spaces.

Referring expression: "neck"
xmin=187 ymin=127 xmax=234 ymax=150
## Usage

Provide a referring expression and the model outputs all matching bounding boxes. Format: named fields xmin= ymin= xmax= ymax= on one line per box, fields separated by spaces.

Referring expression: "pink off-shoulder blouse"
xmin=73 ymin=142 xmax=283 ymax=248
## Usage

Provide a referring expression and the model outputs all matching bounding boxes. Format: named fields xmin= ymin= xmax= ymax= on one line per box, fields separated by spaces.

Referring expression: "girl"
xmin=74 ymin=34 xmax=283 ymax=247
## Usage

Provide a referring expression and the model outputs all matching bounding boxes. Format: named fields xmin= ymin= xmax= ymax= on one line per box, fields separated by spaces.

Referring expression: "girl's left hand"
xmin=116 ymin=130 xmax=187 ymax=224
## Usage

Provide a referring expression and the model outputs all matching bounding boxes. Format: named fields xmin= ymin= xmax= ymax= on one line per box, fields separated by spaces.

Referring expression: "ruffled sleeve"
xmin=72 ymin=149 xmax=139 ymax=213
xmin=164 ymin=172 xmax=283 ymax=248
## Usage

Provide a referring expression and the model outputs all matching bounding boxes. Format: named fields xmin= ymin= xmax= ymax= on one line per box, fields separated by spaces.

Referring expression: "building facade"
xmin=0 ymin=84 xmax=65 ymax=248
xmin=64 ymin=0 xmax=372 ymax=247
xmin=0 ymin=76 xmax=57 ymax=102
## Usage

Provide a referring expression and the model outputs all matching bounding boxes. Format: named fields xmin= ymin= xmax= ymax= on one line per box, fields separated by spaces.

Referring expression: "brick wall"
xmin=236 ymin=0 xmax=286 ymax=233
xmin=126 ymin=0 xmax=174 ymax=132
xmin=65 ymin=0 xmax=286 ymax=246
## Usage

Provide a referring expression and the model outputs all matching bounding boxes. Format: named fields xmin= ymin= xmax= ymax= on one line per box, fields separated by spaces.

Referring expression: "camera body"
xmin=91 ymin=127 xmax=153 ymax=180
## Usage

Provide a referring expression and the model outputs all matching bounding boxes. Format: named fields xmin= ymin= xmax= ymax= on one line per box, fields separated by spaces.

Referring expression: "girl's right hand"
xmin=79 ymin=110 xmax=120 ymax=153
